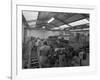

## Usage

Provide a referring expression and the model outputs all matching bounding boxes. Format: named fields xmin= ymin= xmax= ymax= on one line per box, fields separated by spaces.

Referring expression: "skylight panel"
xmin=69 ymin=19 xmax=89 ymax=27
xmin=23 ymin=11 xmax=38 ymax=21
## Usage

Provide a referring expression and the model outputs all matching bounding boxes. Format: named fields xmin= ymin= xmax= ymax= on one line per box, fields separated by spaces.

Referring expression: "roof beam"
xmin=22 ymin=14 xmax=30 ymax=27
xmin=66 ymin=17 xmax=89 ymax=24
xmin=54 ymin=16 xmax=72 ymax=27
xmin=65 ymin=23 xmax=89 ymax=30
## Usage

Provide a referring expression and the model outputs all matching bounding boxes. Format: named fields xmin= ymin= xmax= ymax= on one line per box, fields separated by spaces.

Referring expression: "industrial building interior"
xmin=22 ymin=11 xmax=89 ymax=69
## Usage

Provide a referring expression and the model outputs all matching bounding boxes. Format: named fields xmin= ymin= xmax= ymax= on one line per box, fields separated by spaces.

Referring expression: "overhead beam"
xmin=54 ymin=16 xmax=72 ymax=27
xmin=27 ymin=19 xmax=37 ymax=23
xmin=66 ymin=17 xmax=89 ymax=24
xmin=65 ymin=23 xmax=89 ymax=30
xmin=22 ymin=14 xmax=30 ymax=27
xmin=48 ymin=23 xmax=58 ymax=27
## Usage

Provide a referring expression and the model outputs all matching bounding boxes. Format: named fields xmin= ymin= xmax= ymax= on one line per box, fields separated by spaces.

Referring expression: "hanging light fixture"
xmin=47 ymin=17 xmax=55 ymax=23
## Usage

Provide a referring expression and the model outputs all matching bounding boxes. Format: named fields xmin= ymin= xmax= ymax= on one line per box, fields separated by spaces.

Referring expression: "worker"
xmin=26 ymin=37 xmax=35 ymax=68
xmin=39 ymin=41 xmax=51 ymax=68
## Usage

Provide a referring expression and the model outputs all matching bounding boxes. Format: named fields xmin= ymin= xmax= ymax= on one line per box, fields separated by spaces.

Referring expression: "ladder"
xmin=30 ymin=57 xmax=40 ymax=68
